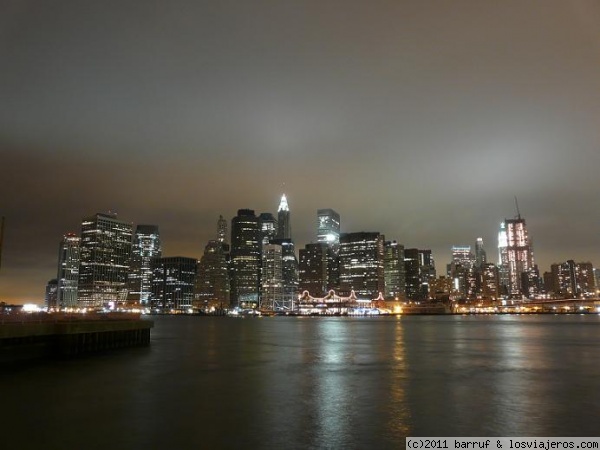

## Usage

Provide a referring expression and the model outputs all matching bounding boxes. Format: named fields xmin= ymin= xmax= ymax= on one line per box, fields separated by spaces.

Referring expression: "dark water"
xmin=2 ymin=315 xmax=600 ymax=449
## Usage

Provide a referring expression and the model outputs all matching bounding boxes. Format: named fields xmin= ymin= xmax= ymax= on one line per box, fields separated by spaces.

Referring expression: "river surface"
xmin=2 ymin=315 xmax=600 ymax=449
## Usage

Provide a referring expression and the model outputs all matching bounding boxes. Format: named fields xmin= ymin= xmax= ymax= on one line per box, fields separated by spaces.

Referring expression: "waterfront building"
xmin=276 ymin=194 xmax=291 ymax=240
xmin=498 ymin=215 xmax=535 ymax=298
xmin=384 ymin=240 xmax=405 ymax=300
xmin=151 ymin=256 xmax=197 ymax=311
xmin=77 ymin=212 xmax=132 ymax=308
xmin=230 ymin=209 xmax=261 ymax=307
xmin=404 ymin=248 xmax=436 ymax=301
xmin=299 ymin=242 xmax=339 ymax=297
xmin=57 ymin=233 xmax=80 ymax=308
xmin=317 ymin=208 xmax=341 ymax=247
xmin=260 ymin=243 xmax=284 ymax=311
xmin=549 ymin=261 xmax=595 ymax=298
xmin=196 ymin=240 xmax=231 ymax=310
xmin=271 ymin=238 xmax=298 ymax=310
xmin=128 ymin=225 xmax=161 ymax=306
xmin=339 ymin=232 xmax=385 ymax=299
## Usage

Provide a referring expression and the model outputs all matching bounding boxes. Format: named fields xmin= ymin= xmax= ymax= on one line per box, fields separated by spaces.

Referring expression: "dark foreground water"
xmin=2 ymin=315 xmax=600 ymax=449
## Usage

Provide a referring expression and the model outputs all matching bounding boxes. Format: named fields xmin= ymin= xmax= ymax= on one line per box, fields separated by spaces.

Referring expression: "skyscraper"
xmin=299 ymin=242 xmax=339 ymax=296
xmin=196 ymin=240 xmax=231 ymax=310
xmin=57 ymin=233 xmax=80 ymax=308
xmin=151 ymin=256 xmax=197 ymax=311
xmin=317 ymin=208 xmax=341 ymax=246
xmin=475 ymin=237 xmax=487 ymax=268
xmin=77 ymin=212 xmax=132 ymax=308
xmin=404 ymin=248 xmax=436 ymax=301
xmin=384 ymin=240 xmax=405 ymax=300
xmin=339 ymin=232 xmax=385 ymax=299
xmin=260 ymin=242 xmax=284 ymax=311
xmin=258 ymin=212 xmax=277 ymax=246
xmin=217 ymin=215 xmax=228 ymax=244
xmin=276 ymin=194 xmax=291 ymax=240
xmin=230 ymin=209 xmax=261 ymax=307
xmin=128 ymin=225 xmax=161 ymax=306
xmin=499 ymin=215 xmax=535 ymax=298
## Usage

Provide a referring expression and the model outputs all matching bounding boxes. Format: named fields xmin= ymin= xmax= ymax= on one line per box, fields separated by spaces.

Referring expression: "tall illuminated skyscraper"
xmin=230 ymin=209 xmax=261 ymax=307
xmin=128 ymin=225 xmax=161 ymax=306
xmin=57 ymin=233 xmax=80 ymax=308
xmin=260 ymin=243 xmax=283 ymax=311
xmin=258 ymin=212 xmax=277 ymax=246
xmin=217 ymin=215 xmax=228 ymax=244
xmin=276 ymin=194 xmax=291 ymax=240
xmin=499 ymin=215 xmax=535 ymax=298
xmin=317 ymin=209 xmax=340 ymax=246
xmin=78 ymin=212 xmax=132 ymax=308
xmin=475 ymin=237 xmax=487 ymax=268
xmin=339 ymin=232 xmax=385 ymax=299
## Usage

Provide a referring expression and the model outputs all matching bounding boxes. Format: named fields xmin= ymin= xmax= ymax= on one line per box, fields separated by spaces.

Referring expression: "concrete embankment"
xmin=0 ymin=314 xmax=153 ymax=363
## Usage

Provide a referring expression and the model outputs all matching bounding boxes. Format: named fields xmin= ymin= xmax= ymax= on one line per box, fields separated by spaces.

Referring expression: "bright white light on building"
xmin=22 ymin=304 xmax=42 ymax=312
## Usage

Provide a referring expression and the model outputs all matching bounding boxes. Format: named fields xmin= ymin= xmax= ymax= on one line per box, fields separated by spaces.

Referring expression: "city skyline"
xmin=2 ymin=1 xmax=600 ymax=303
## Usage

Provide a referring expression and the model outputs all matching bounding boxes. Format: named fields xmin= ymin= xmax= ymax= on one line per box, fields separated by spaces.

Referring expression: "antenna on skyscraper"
xmin=514 ymin=196 xmax=521 ymax=220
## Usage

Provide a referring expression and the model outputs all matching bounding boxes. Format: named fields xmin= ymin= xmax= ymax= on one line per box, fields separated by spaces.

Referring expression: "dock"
xmin=0 ymin=313 xmax=153 ymax=363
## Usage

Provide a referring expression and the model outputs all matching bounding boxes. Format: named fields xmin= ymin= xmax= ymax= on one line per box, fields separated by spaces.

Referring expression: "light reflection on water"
xmin=2 ymin=315 xmax=600 ymax=449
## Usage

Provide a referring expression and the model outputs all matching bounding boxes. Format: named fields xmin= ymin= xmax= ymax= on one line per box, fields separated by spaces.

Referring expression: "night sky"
xmin=2 ymin=1 xmax=600 ymax=304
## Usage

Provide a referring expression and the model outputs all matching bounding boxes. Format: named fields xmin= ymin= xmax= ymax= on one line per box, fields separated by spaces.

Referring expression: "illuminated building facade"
xmin=57 ymin=233 xmax=80 ymax=308
xmin=260 ymin=243 xmax=284 ymax=311
xmin=475 ymin=237 xmax=487 ymax=268
xmin=77 ymin=213 xmax=132 ymax=308
xmin=404 ymin=248 xmax=436 ymax=301
xmin=499 ymin=216 xmax=535 ymax=298
xmin=258 ymin=212 xmax=277 ymax=246
xmin=271 ymin=238 xmax=298 ymax=309
xmin=384 ymin=240 xmax=405 ymax=300
xmin=276 ymin=194 xmax=291 ymax=240
xmin=339 ymin=232 xmax=385 ymax=299
xmin=230 ymin=209 xmax=261 ymax=307
xmin=317 ymin=208 xmax=341 ymax=246
xmin=299 ymin=242 xmax=338 ymax=297
xmin=128 ymin=225 xmax=161 ymax=306
xmin=151 ymin=256 xmax=197 ymax=310
xmin=196 ymin=240 xmax=230 ymax=309
xmin=549 ymin=261 xmax=595 ymax=298
xmin=217 ymin=215 xmax=228 ymax=244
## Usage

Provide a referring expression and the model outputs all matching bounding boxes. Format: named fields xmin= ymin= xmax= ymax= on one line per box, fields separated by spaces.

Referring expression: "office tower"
xmin=550 ymin=261 xmax=595 ymax=298
xmin=384 ymin=240 xmax=405 ymax=300
xmin=77 ymin=212 xmax=132 ymax=308
xmin=276 ymin=194 xmax=291 ymax=240
xmin=196 ymin=240 xmax=231 ymax=310
xmin=45 ymin=279 xmax=58 ymax=309
xmin=317 ymin=209 xmax=341 ymax=246
xmin=258 ymin=212 xmax=277 ymax=246
xmin=260 ymin=243 xmax=284 ymax=311
xmin=56 ymin=233 xmax=80 ymax=308
xmin=217 ymin=215 xmax=228 ymax=244
xmin=404 ymin=248 xmax=436 ymax=301
xmin=128 ymin=225 xmax=161 ymax=306
xmin=475 ymin=237 xmax=487 ymax=268
xmin=339 ymin=232 xmax=385 ymax=299
xmin=230 ymin=209 xmax=261 ymax=307
xmin=299 ymin=242 xmax=339 ymax=296
xmin=151 ymin=256 xmax=197 ymax=311
xmin=498 ymin=214 xmax=535 ymax=298
xmin=480 ymin=263 xmax=500 ymax=300
xmin=270 ymin=238 xmax=299 ymax=309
